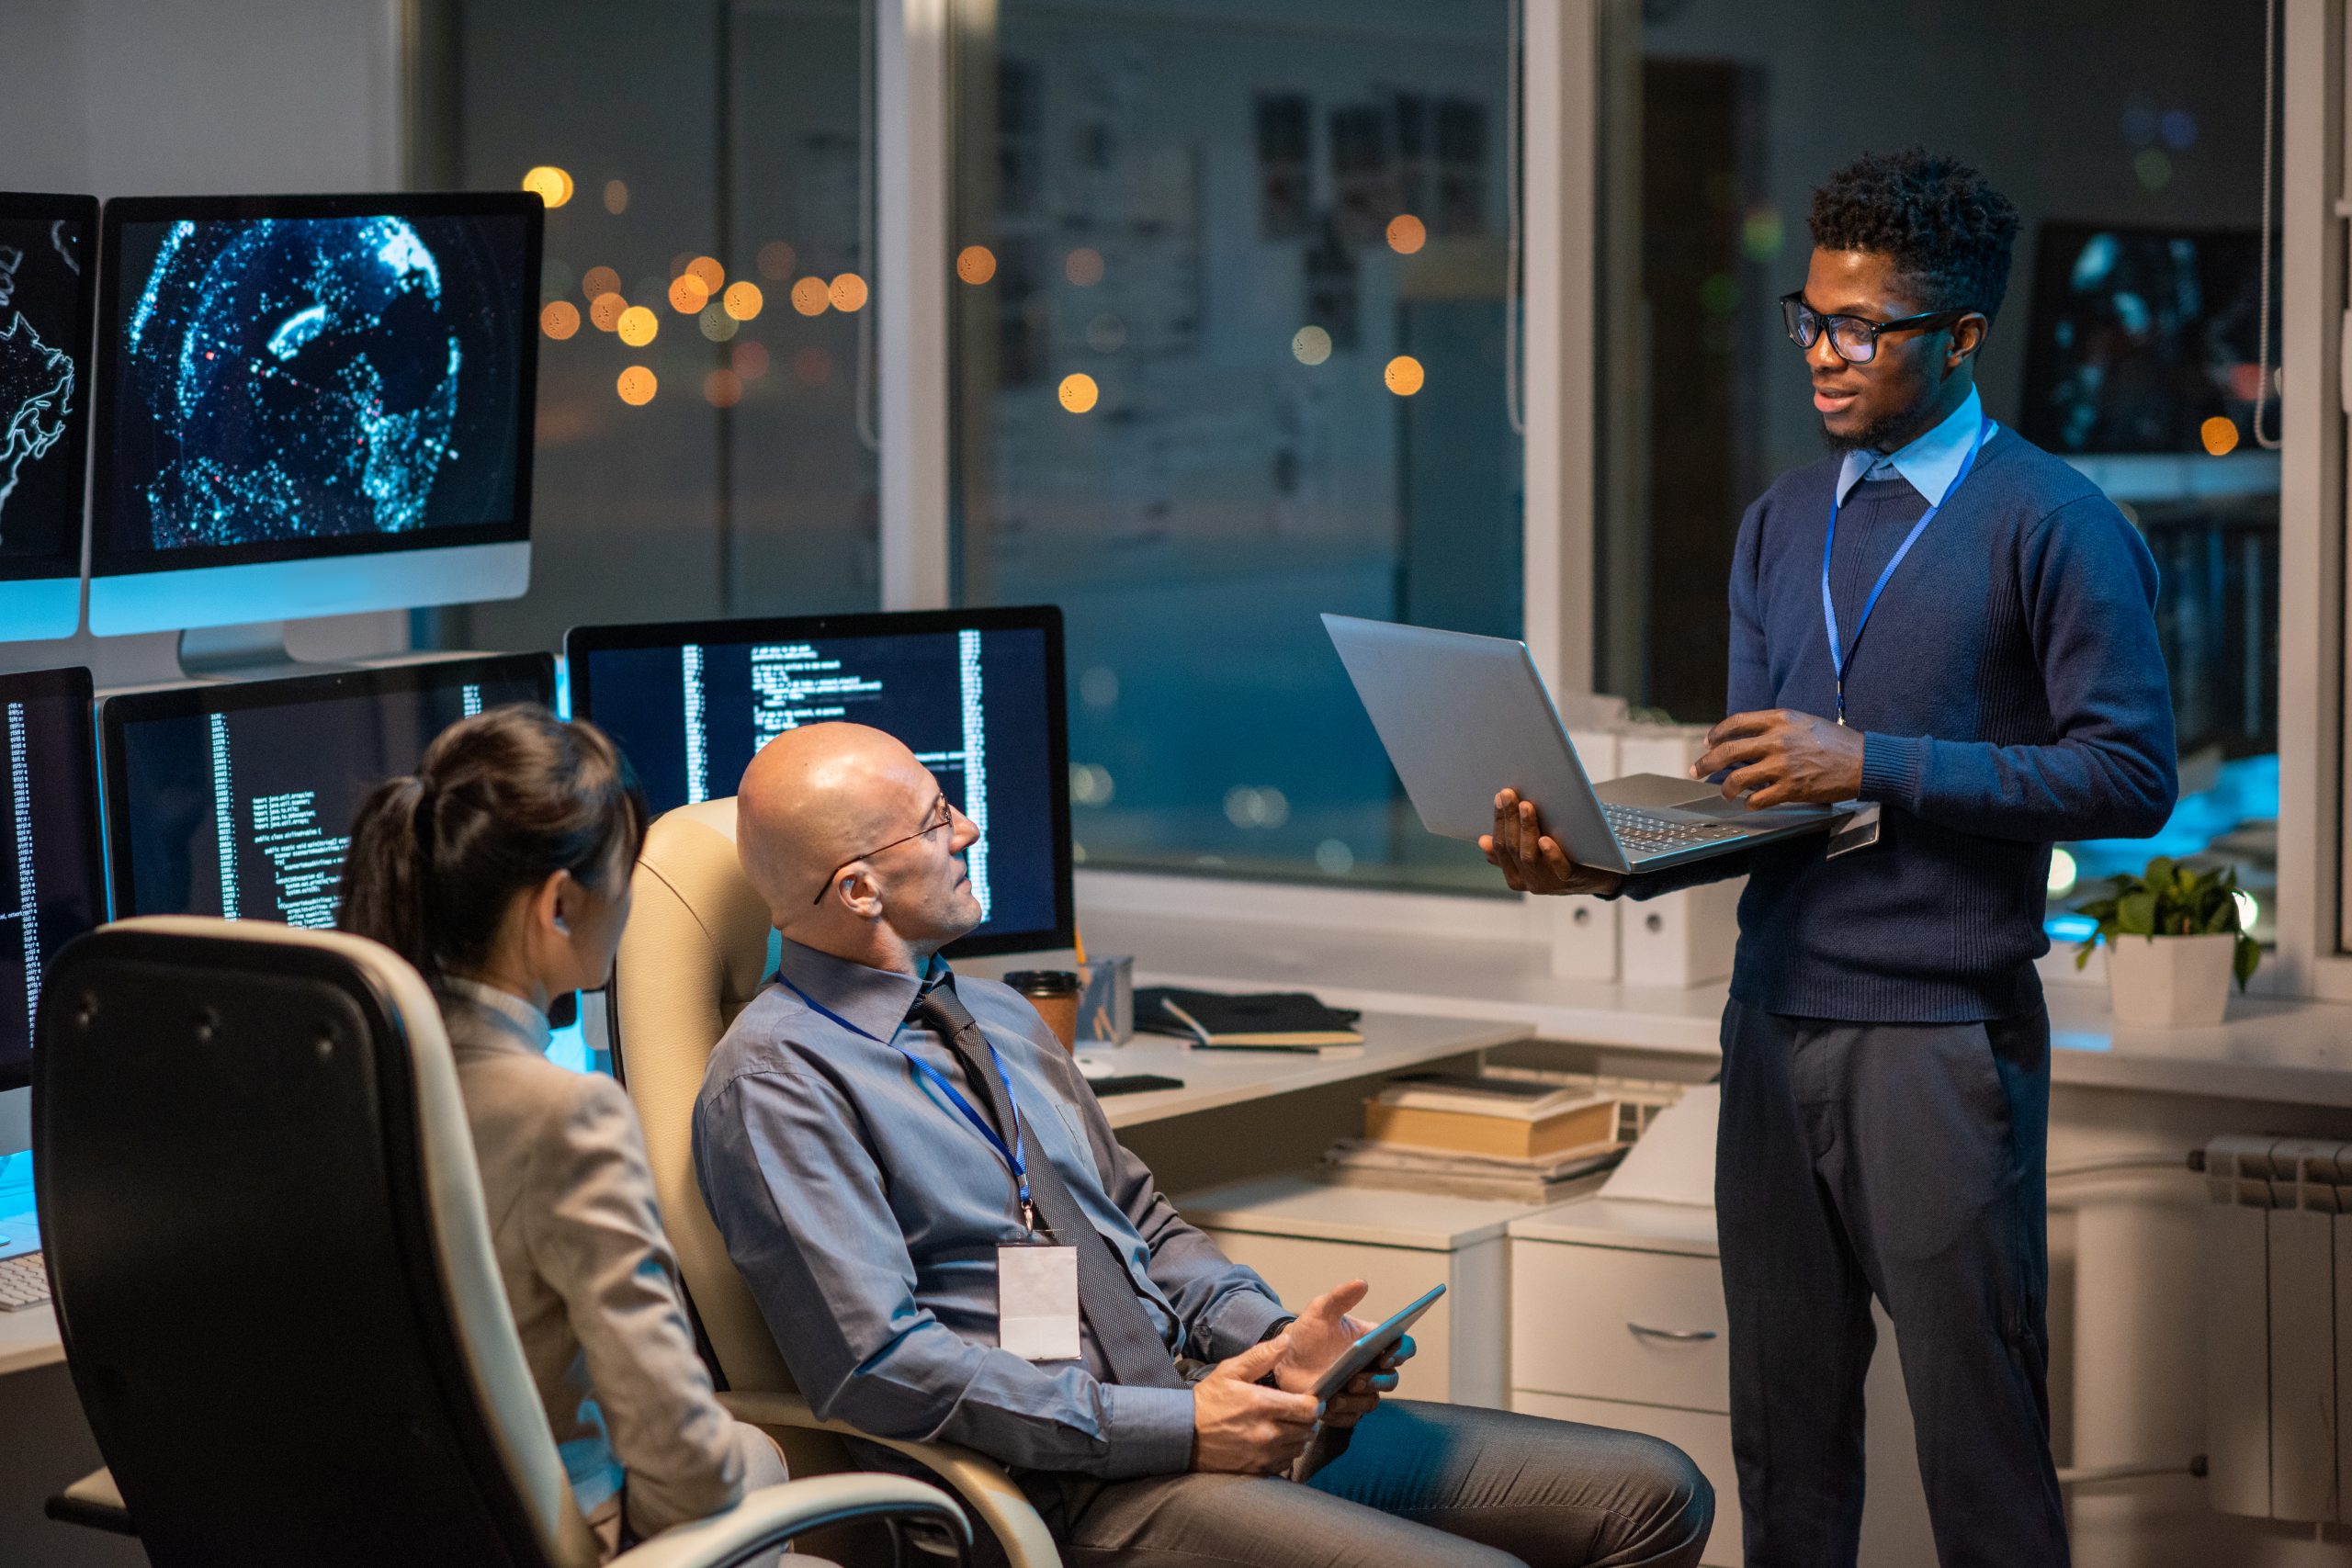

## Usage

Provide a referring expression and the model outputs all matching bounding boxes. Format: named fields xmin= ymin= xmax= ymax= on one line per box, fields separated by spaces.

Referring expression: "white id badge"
xmin=1826 ymin=802 xmax=1882 ymax=858
xmin=999 ymin=1241 xmax=1080 ymax=1361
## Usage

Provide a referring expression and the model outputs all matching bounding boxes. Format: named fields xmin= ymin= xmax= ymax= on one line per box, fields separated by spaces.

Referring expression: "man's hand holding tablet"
xmin=1272 ymin=1280 xmax=1435 ymax=1424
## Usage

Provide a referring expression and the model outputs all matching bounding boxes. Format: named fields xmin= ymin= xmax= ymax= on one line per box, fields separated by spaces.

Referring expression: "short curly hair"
xmin=1808 ymin=147 xmax=2021 ymax=321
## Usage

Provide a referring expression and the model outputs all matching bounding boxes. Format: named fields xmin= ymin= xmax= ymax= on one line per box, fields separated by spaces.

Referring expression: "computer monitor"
xmin=0 ymin=667 xmax=106 ymax=1101
xmin=2019 ymin=220 xmax=2268 ymax=456
xmin=0 ymin=195 xmax=99 ymax=641
xmin=565 ymin=607 xmax=1073 ymax=957
xmin=99 ymin=653 xmax=553 ymax=927
xmin=86 ymin=192 xmax=544 ymax=637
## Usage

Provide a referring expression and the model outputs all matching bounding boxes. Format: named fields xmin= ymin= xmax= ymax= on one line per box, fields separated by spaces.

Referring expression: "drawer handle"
xmin=1627 ymin=1322 xmax=1718 ymax=1343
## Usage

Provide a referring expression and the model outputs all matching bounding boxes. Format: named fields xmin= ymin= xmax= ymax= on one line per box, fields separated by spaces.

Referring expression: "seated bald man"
xmin=692 ymin=722 xmax=1712 ymax=1568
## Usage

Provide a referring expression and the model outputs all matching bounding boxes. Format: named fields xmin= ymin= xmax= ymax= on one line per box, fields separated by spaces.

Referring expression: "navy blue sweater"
xmin=1634 ymin=429 xmax=2178 ymax=1022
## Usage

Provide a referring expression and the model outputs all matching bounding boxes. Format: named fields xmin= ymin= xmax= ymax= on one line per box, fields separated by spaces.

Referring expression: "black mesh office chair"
xmin=34 ymin=918 xmax=969 ymax=1567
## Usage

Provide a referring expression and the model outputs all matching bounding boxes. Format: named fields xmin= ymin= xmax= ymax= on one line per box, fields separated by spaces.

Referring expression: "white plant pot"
xmin=2105 ymin=932 xmax=2236 ymax=1028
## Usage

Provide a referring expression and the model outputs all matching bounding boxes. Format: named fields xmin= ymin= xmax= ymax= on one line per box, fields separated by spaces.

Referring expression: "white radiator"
xmin=2202 ymin=1134 xmax=2351 ymax=1521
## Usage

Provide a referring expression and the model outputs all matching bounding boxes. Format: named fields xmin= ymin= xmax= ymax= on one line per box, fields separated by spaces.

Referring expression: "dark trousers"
xmin=1016 ymin=1400 xmax=1713 ymax=1568
xmin=1715 ymin=999 xmax=2067 ymax=1568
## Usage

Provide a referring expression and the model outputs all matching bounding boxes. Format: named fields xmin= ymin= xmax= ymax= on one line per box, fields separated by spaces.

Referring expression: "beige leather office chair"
xmin=36 ymin=918 xmax=967 ymax=1568
xmin=612 ymin=799 xmax=1060 ymax=1568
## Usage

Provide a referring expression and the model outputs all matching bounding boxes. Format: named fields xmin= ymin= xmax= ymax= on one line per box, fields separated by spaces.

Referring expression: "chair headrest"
xmin=87 ymin=918 xmax=603 ymax=1568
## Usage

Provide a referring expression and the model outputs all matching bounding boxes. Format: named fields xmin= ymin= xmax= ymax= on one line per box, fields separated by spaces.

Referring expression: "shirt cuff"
xmin=1099 ymin=1383 xmax=1197 ymax=1479
xmin=1860 ymin=731 xmax=1929 ymax=810
xmin=1194 ymin=1289 xmax=1294 ymax=1362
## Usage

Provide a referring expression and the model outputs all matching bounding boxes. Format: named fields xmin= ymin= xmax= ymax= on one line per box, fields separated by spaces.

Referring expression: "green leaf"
xmin=2234 ymin=934 xmax=2261 ymax=990
xmin=2204 ymin=899 xmax=2238 ymax=935
xmin=2117 ymin=890 xmax=2157 ymax=935
xmin=2143 ymin=856 xmax=2175 ymax=890
xmin=2074 ymin=943 xmax=2094 ymax=970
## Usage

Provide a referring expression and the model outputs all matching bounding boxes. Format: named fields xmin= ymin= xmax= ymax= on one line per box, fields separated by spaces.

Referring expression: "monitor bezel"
xmin=98 ymin=651 xmax=556 ymax=920
xmin=564 ymin=605 xmax=1076 ymax=959
xmin=88 ymin=190 xmax=545 ymax=580
xmin=0 ymin=664 xmax=102 ymax=1092
xmin=0 ymin=193 xmax=100 ymax=595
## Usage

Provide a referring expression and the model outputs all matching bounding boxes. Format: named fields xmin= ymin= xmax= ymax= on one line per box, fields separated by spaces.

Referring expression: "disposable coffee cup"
xmin=1005 ymin=969 xmax=1081 ymax=1053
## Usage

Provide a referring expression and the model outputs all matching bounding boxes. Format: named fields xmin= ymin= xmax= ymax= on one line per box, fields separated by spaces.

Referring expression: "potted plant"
xmin=2074 ymin=856 xmax=2260 ymax=1027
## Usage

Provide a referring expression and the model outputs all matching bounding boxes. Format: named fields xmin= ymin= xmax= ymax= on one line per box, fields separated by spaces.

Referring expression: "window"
xmin=949 ymin=0 xmax=1523 ymax=892
xmin=1602 ymin=0 xmax=2279 ymax=944
xmin=441 ymin=0 xmax=880 ymax=655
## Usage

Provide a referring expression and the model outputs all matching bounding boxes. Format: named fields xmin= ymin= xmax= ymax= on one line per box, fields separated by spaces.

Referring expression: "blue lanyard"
xmin=894 ymin=1035 xmax=1035 ymax=1234
xmin=1821 ymin=414 xmax=1992 ymax=726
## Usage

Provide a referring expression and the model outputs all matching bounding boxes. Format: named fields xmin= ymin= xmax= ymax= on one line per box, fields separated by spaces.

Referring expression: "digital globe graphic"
xmin=120 ymin=217 xmax=469 ymax=549
xmin=0 ymin=240 xmax=78 ymax=548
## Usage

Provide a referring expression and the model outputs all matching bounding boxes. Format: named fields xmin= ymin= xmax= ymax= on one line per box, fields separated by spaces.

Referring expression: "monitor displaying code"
xmin=104 ymin=655 xmax=552 ymax=927
xmin=0 ymin=667 xmax=105 ymax=1090
xmin=570 ymin=609 xmax=1069 ymax=954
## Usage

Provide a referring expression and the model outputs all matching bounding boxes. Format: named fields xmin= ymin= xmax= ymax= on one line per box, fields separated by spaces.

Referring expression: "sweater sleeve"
xmin=1622 ymin=496 xmax=1771 ymax=902
xmin=1858 ymin=494 xmax=2178 ymax=842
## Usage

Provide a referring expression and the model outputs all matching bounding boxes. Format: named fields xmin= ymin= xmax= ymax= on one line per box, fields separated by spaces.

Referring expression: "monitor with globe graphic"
xmin=88 ymin=192 xmax=542 ymax=637
xmin=0 ymin=193 xmax=99 ymax=641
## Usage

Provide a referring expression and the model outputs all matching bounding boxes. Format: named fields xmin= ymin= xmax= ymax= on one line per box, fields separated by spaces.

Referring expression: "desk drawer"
xmin=1511 ymin=1391 xmax=1739 ymax=1568
xmin=1511 ymin=1240 xmax=1729 ymax=1412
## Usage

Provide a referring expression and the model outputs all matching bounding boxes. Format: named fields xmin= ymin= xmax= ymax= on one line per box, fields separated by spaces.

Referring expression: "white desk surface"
xmin=0 ymin=1302 xmax=59 ymax=1376
xmin=1080 ymin=907 xmax=2352 ymax=1109
xmin=1510 ymin=1197 xmax=1720 ymax=1258
xmin=1081 ymin=1010 xmax=1531 ymax=1130
xmin=1175 ymin=1172 xmax=1568 ymax=1250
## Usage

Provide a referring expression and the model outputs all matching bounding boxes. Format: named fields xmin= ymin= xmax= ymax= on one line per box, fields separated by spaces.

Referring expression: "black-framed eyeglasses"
xmin=1781 ymin=292 xmax=1973 ymax=365
xmin=812 ymin=797 xmax=957 ymax=904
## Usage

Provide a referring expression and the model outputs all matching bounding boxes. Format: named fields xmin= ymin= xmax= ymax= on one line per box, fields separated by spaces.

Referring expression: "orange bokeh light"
xmin=669 ymin=275 xmax=711 ymax=312
xmin=1385 ymin=214 xmax=1427 ymax=254
xmin=732 ymin=341 xmax=771 ymax=380
xmin=2200 ymin=415 xmax=2241 ymax=456
xmin=1058 ymin=373 xmax=1100 ymax=413
xmin=790 ymin=277 xmax=831 ymax=316
xmin=616 ymin=366 xmax=658 ymax=406
xmin=956 ymin=245 xmax=997 ymax=285
xmin=723 ymin=281 xmax=765 ymax=321
xmin=603 ymin=178 xmax=629 ymax=214
xmin=616 ymin=305 xmax=659 ymax=346
xmin=522 ymin=166 xmax=573 ymax=208
xmin=705 ymin=368 xmax=744 ymax=409
xmin=792 ymin=345 xmax=834 ymax=386
xmin=1384 ymin=355 xmax=1425 ymax=396
xmin=581 ymin=265 xmax=621 ymax=302
xmin=686 ymin=255 xmax=727 ymax=293
xmin=757 ymin=240 xmax=797 ymax=280
xmin=540 ymin=300 xmax=581 ymax=340
xmin=829 ymin=273 xmax=869 ymax=312
xmin=589 ymin=291 xmax=628 ymax=332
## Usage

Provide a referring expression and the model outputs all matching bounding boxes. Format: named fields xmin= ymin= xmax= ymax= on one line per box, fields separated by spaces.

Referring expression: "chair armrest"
xmin=613 ymin=1473 xmax=967 ymax=1568
xmin=719 ymin=1389 xmax=1062 ymax=1568
xmin=45 ymin=1466 xmax=135 ymax=1536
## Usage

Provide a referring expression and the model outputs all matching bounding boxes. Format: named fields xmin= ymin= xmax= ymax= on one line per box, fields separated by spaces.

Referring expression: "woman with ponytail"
xmin=340 ymin=705 xmax=799 ymax=1558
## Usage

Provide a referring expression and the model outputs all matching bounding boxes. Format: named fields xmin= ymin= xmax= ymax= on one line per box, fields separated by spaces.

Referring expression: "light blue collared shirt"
xmin=693 ymin=941 xmax=1292 ymax=1481
xmin=1834 ymin=384 xmax=1999 ymax=507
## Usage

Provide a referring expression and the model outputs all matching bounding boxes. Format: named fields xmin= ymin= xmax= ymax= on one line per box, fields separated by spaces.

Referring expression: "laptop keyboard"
xmin=1603 ymin=803 xmax=1747 ymax=860
xmin=0 ymin=1251 xmax=48 ymax=1312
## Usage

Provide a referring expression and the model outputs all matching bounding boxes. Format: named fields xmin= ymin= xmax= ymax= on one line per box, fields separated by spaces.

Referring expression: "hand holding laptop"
xmin=1690 ymin=708 xmax=1865 ymax=807
xmin=1482 ymin=788 xmax=1623 ymax=897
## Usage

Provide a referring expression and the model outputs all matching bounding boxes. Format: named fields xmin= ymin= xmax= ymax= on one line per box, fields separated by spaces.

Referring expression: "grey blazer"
xmin=438 ymin=979 xmax=786 ymax=1551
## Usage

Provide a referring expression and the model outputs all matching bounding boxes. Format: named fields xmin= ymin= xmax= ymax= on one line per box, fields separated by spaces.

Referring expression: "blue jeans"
xmin=1024 ymin=1399 xmax=1713 ymax=1567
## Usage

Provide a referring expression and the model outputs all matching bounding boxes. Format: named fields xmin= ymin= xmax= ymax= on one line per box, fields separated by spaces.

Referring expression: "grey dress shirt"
xmin=693 ymin=941 xmax=1292 ymax=1480
xmin=440 ymin=978 xmax=787 ymax=1550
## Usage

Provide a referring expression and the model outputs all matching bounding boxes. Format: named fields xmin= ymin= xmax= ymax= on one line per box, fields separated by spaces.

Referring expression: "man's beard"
xmin=1818 ymin=402 xmax=1927 ymax=454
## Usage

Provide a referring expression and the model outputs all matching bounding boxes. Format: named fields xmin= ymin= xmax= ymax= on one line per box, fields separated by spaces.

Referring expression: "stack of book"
xmin=1319 ymin=1072 xmax=1679 ymax=1203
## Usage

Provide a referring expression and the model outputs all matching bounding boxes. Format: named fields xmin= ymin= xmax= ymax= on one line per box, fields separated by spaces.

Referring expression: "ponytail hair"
xmin=338 ymin=704 xmax=647 ymax=981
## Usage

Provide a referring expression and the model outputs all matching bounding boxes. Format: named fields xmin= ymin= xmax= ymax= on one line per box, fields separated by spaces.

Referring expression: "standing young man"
xmin=1485 ymin=149 xmax=2177 ymax=1568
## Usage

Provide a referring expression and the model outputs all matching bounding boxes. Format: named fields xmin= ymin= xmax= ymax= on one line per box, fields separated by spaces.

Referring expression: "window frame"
xmin=868 ymin=0 xmax=2352 ymax=987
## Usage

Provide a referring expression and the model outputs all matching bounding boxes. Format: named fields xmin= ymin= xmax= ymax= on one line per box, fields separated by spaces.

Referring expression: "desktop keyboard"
xmin=1603 ymin=804 xmax=1747 ymax=860
xmin=0 ymin=1251 xmax=49 ymax=1311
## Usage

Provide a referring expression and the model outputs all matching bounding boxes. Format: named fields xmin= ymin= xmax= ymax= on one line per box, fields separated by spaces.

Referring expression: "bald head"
xmin=738 ymin=722 xmax=934 ymax=915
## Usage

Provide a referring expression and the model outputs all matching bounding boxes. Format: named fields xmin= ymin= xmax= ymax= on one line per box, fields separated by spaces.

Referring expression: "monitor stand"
xmin=175 ymin=620 xmax=345 ymax=682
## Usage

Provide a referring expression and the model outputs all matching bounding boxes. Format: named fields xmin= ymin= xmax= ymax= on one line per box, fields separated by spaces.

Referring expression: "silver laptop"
xmin=1323 ymin=614 xmax=1839 ymax=875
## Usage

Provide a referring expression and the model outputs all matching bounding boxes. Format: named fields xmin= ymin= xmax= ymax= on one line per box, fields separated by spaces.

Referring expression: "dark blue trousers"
xmin=1714 ymin=999 xmax=2067 ymax=1568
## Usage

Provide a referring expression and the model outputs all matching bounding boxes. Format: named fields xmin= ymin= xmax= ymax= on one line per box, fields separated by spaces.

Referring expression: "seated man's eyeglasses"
xmin=813 ymin=797 xmax=958 ymax=904
xmin=1780 ymin=291 xmax=1973 ymax=365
